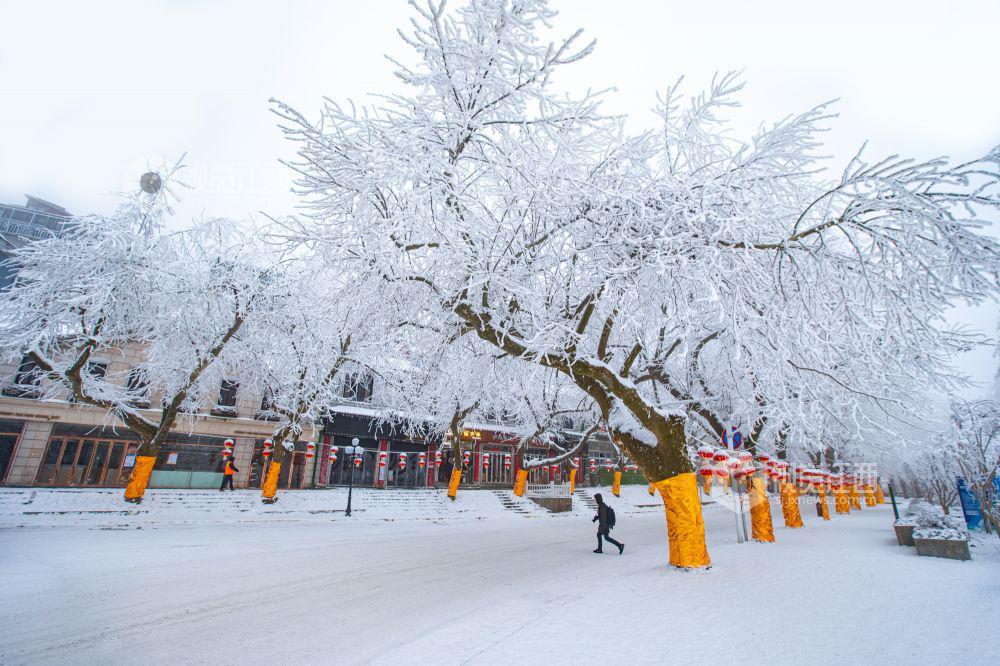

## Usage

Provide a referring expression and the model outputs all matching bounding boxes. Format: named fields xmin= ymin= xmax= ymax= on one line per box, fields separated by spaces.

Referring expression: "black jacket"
xmin=593 ymin=503 xmax=609 ymax=530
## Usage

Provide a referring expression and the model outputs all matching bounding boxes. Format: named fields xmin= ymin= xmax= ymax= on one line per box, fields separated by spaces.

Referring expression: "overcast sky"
xmin=2 ymin=0 xmax=998 ymax=394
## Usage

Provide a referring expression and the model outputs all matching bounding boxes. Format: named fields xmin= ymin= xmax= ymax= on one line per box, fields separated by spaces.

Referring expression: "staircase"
xmin=575 ymin=489 xmax=598 ymax=512
xmin=491 ymin=489 xmax=545 ymax=517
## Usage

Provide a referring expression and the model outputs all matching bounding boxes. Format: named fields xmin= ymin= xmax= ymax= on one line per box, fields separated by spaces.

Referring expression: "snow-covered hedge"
xmin=900 ymin=500 xmax=969 ymax=541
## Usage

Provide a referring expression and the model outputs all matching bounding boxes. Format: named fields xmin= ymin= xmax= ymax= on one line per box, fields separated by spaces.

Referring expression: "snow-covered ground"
xmin=0 ymin=490 xmax=997 ymax=665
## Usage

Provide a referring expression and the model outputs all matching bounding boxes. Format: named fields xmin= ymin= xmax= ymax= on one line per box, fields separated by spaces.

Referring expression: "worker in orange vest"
xmin=219 ymin=455 xmax=239 ymax=492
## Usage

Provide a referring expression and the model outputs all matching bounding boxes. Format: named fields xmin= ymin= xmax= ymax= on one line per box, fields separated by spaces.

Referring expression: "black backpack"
xmin=605 ymin=504 xmax=616 ymax=529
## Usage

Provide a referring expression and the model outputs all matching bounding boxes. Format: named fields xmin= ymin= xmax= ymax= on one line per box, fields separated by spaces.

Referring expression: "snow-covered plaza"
xmin=1 ymin=488 xmax=997 ymax=665
xmin=1 ymin=1 xmax=999 ymax=664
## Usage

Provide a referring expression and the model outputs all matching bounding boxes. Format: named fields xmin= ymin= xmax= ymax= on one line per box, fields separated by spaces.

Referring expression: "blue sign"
xmin=956 ymin=476 xmax=982 ymax=530
xmin=732 ymin=430 xmax=743 ymax=450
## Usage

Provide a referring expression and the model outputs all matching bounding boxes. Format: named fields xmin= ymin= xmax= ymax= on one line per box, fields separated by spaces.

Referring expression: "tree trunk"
xmin=262 ymin=433 xmax=294 ymax=504
xmin=612 ymin=416 xmax=709 ymax=569
xmin=123 ymin=437 xmax=158 ymax=504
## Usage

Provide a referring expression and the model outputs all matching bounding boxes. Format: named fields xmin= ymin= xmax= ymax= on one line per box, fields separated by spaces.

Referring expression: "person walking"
xmin=219 ymin=455 xmax=238 ymax=492
xmin=592 ymin=493 xmax=624 ymax=554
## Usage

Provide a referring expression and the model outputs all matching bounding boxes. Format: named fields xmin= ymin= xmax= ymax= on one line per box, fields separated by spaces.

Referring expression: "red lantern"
xmin=713 ymin=466 xmax=728 ymax=479
xmin=738 ymin=451 xmax=752 ymax=462
xmin=503 ymin=453 xmax=512 ymax=470
xmin=758 ymin=453 xmax=771 ymax=464
xmin=398 ymin=452 xmax=408 ymax=470
xmin=588 ymin=458 xmax=597 ymax=473
xmin=418 ymin=452 xmax=426 ymax=468
xmin=222 ymin=438 xmax=234 ymax=458
xmin=604 ymin=459 xmax=614 ymax=471
xmin=549 ymin=464 xmax=558 ymax=477
xmin=378 ymin=452 xmax=388 ymax=468
xmin=353 ymin=454 xmax=363 ymax=468
xmin=713 ymin=450 xmax=730 ymax=463
xmin=261 ymin=438 xmax=273 ymax=459
xmin=327 ymin=445 xmax=338 ymax=462
xmin=483 ymin=455 xmax=490 ymax=470
xmin=462 ymin=451 xmax=471 ymax=467
xmin=697 ymin=446 xmax=715 ymax=460
xmin=305 ymin=442 xmax=316 ymax=459
xmin=698 ymin=467 xmax=714 ymax=478
xmin=434 ymin=451 xmax=442 ymax=466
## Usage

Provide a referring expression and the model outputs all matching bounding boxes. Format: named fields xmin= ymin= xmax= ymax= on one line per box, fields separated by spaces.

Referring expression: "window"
xmin=255 ymin=389 xmax=280 ymax=421
xmin=342 ymin=373 xmax=374 ymax=403
xmin=3 ymin=354 xmax=42 ymax=398
xmin=212 ymin=379 xmax=239 ymax=418
xmin=218 ymin=380 xmax=239 ymax=407
xmin=14 ymin=354 xmax=41 ymax=387
xmin=126 ymin=369 xmax=150 ymax=408
xmin=68 ymin=361 xmax=107 ymax=403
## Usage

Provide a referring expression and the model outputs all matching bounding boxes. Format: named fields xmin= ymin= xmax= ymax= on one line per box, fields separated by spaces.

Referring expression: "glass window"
xmin=14 ymin=354 xmax=41 ymax=387
xmin=55 ymin=440 xmax=80 ymax=485
xmin=126 ymin=369 xmax=149 ymax=404
xmin=217 ymin=380 xmax=239 ymax=407
xmin=85 ymin=442 xmax=110 ymax=485
xmin=71 ymin=440 xmax=95 ymax=485
xmin=36 ymin=438 xmax=64 ymax=485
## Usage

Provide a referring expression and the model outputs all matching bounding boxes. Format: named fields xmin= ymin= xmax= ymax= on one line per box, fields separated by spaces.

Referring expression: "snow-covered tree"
xmin=0 ymin=168 xmax=292 ymax=503
xmin=273 ymin=0 xmax=1000 ymax=567
xmin=950 ymin=399 xmax=999 ymax=534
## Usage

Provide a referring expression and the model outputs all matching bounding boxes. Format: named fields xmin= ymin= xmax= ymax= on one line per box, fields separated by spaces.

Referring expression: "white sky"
xmin=2 ymin=0 xmax=998 ymax=393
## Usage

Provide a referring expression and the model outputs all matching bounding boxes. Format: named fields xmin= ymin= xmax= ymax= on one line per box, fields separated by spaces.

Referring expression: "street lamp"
xmin=344 ymin=438 xmax=364 ymax=517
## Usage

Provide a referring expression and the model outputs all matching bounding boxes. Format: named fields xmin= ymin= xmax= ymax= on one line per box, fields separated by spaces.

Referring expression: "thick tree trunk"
xmin=612 ymin=417 xmax=709 ymax=569
xmin=123 ymin=436 xmax=158 ymax=504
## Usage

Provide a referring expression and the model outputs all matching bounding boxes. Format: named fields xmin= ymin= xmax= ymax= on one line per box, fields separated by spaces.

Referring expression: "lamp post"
xmin=345 ymin=438 xmax=364 ymax=517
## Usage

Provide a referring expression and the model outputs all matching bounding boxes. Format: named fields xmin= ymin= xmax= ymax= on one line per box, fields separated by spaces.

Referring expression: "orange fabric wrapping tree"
xmin=123 ymin=456 xmax=157 ymax=503
xmin=513 ymin=469 xmax=528 ymax=497
xmin=749 ymin=477 xmax=776 ymax=542
xmin=864 ymin=485 xmax=877 ymax=507
xmin=875 ymin=485 xmax=885 ymax=504
xmin=612 ymin=471 xmax=622 ymax=497
xmin=447 ymin=468 xmax=462 ymax=500
xmin=850 ymin=486 xmax=862 ymax=510
xmin=835 ymin=489 xmax=850 ymax=514
xmin=261 ymin=461 xmax=281 ymax=503
xmin=569 ymin=468 xmax=577 ymax=495
xmin=818 ymin=486 xmax=831 ymax=520
xmin=653 ymin=473 xmax=711 ymax=569
xmin=780 ymin=482 xmax=804 ymax=528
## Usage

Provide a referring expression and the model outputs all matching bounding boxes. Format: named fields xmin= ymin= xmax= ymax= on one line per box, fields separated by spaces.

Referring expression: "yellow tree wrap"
xmin=123 ymin=455 xmax=157 ymax=502
xmin=834 ymin=489 xmax=850 ymax=514
xmin=612 ymin=471 xmax=622 ymax=497
xmin=780 ymin=483 xmax=804 ymax=528
xmin=569 ymin=468 xmax=577 ymax=494
xmin=875 ymin=485 xmax=885 ymax=504
xmin=261 ymin=462 xmax=281 ymax=502
xmin=818 ymin=487 xmax=831 ymax=520
xmin=647 ymin=482 xmax=655 ymax=496
xmin=653 ymin=473 xmax=711 ymax=569
xmin=513 ymin=469 xmax=528 ymax=496
xmin=702 ymin=475 xmax=711 ymax=494
xmin=849 ymin=486 xmax=862 ymax=510
xmin=749 ymin=477 xmax=776 ymax=542
xmin=447 ymin=468 xmax=462 ymax=501
xmin=864 ymin=485 xmax=877 ymax=507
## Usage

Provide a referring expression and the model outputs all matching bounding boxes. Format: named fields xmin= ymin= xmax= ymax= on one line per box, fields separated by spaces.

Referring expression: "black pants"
xmin=220 ymin=475 xmax=234 ymax=491
xmin=597 ymin=528 xmax=622 ymax=551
